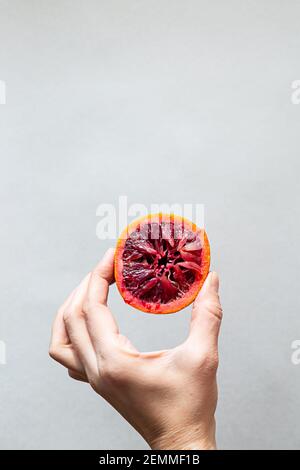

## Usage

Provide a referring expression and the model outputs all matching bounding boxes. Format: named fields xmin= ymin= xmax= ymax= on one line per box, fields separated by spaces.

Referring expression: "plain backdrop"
xmin=0 ymin=0 xmax=299 ymax=450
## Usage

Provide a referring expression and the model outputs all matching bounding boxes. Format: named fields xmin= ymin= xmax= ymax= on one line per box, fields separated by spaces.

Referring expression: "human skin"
xmin=49 ymin=248 xmax=223 ymax=450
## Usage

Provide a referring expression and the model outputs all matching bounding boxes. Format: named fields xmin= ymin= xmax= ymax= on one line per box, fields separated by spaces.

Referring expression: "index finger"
xmin=84 ymin=248 xmax=119 ymax=347
xmin=50 ymin=288 xmax=85 ymax=373
xmin=87 ymin=247 xmax=116 ymax=306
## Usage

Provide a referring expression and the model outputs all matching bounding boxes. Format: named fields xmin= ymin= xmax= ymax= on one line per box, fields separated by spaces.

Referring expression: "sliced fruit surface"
xmin=114 ymin=213 xmax=210 ymax=314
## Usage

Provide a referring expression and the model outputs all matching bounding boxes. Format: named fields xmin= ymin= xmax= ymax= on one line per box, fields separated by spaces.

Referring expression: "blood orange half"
xmin=114 ymin=213 xmax=210 ymax=314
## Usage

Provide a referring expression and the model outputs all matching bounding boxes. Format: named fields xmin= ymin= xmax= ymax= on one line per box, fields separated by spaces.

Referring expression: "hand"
xmin=49 ymin=248 xmax=222 ymax=450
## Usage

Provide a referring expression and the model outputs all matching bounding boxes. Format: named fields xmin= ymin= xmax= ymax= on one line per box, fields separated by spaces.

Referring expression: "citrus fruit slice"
xmin=114 ymin=213 xmax=210 ymax=314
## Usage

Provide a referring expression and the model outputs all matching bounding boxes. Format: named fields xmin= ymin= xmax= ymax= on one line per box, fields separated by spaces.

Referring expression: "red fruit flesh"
xmin=115 ymin=215 xmax=210 ymax=313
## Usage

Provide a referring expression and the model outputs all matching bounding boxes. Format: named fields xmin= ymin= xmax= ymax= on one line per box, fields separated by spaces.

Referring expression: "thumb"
xmin=188 ymin=272 xmax=223 ymax=350
xmin=88 ymin=247 xmax=116 ymax=306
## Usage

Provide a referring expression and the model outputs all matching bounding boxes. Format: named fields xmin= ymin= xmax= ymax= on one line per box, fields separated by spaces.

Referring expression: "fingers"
xmin=49 ymin=291 xmax=85 ymax=374
xmin=50 ymin=289 xmax=76 ymax=347
xmin=68 ymin=369 xmax=88 ymax=383
xmin=87 ymin=248 xmax=116 ymax=305
xmin=50 ymin=248 xmax=120 ymax=381
xmin=63 ymin=273 xmax=99 ymax=378
xmin=188 ymin=272 xmax=223 ymax=351
xmin=83 ymin=248 xmax=119 ymax=352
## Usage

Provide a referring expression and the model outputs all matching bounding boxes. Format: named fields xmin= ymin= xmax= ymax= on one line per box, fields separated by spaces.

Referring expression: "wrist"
xmin=149 ymin=423 xmax=216 ymax=450
xmin=151 ymin=438 xmax=216 ymax=451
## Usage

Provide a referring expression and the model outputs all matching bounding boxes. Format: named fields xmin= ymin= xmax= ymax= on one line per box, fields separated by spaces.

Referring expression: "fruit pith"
xmin=114 ymin=214 xmax=210 ymax=314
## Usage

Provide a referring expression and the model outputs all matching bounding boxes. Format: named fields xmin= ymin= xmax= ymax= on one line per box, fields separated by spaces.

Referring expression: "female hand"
xmin=49 ymin=248 xmax=222 ymax=450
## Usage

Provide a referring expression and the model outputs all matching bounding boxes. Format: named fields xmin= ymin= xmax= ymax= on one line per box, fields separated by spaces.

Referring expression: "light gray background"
xmin=0 ymin=0 xmax=299 ymax=450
